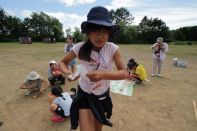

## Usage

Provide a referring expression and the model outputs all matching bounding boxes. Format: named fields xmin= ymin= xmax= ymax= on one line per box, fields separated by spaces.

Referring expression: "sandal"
xmin=51 ymin=115 xmax=65 ymax=122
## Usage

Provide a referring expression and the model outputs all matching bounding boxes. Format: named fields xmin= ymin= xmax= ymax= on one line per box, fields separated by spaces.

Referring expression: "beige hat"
xmin=49 ymin=60 xmax=57 ymax=64
xmin=156 ymin=37 xmax=163 ymax=43
xmin=27 ymin=71 xmax=40 ymax=80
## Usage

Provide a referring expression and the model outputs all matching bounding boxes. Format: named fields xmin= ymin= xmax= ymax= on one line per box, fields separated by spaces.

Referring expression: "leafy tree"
xmin=138 ymin=16 xmax=170 ymax=43
xmin=0 ymin=8 xmax=9 ymax=40
xmin=172 ymin=29 xmax=185 ymax=41
xmin=73 ymin=27 xmax=85 ymax=43
xmin=0 ymin=8 xmax=23 ymax=41
xmin=23 ymin=12 xmax=63 ymax=41
xmin=180 ymin=26 xmax=197 ymax=41
xmin=109 ymin=7 xmax=135 ymax=43
xmin=109 ymin=7 xmax=134 ymax=26
xmin=65 ymin=27 xmax=72 ymax=37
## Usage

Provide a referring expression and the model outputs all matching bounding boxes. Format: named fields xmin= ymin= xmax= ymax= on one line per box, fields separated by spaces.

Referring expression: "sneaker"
xmin=51 ymin=115 xmax=65 ymax=122
xmin=157 ymin=74 xmax=161 ymax=77
xmin=25 ymin=90 xmax=32 ymax=96
xmin=151 ymin=74 xmax=155 ymax=77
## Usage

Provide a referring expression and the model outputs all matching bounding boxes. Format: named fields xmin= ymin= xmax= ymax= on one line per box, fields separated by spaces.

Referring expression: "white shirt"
xmin=72 ymin=42 xmax=118 ymax=95
xmin=53 ymin=92 xmax=72 ymax=116
xmin=151 ymin=42 xmax=168 ymax=60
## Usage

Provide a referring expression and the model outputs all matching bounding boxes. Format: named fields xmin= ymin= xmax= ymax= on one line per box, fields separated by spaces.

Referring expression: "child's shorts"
xmin=55 ymin=105 xmax=66 ymax=118
xmin=68 ymin=59 xmax=76 ymax=66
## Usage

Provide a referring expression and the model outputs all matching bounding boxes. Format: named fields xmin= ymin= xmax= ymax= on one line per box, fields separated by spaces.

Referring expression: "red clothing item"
xmin=52 ymin=67 xmax=61 ymax=76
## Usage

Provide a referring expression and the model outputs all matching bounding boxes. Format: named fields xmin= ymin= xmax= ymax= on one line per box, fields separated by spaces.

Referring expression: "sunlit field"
xmin=0 ymin=42 xmax=197 ymax=131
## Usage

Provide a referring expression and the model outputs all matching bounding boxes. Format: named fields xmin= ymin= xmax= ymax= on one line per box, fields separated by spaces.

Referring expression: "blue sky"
xmin=1 ymin=0 xmax=197 ymax=33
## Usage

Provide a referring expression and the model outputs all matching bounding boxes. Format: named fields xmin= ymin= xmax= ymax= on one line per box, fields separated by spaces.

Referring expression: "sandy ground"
xmin=0 ymin=43 xmax=197 ymax=131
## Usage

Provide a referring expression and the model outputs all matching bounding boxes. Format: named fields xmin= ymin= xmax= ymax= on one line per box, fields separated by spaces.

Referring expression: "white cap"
xmin=49 ymin=60 xmax=57 ymax=64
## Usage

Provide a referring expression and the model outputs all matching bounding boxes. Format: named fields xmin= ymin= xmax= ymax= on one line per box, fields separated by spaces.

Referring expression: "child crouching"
xmin=127 ymin=58 xmax=147 ymax=84
xmin=48 ymin=86 xmax=76 ymax=122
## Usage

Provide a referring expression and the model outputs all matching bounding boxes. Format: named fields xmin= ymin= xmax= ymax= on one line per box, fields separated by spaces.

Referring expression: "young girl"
xmin=48 ymin=86 xmax=73 ymax=122
xmin=64 ymin=35 xmax=77 ymax=73
xmin=59 ymin=6 xmax=129 ymax=131
xmin=127 ymin=58 xmax=147 ymax=84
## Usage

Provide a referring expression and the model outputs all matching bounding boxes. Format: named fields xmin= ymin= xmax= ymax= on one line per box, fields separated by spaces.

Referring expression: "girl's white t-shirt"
xmin=53 ymin=92 xmax=73 ymax=116
xmin=72 ymin=42 xmax=118 ymax=95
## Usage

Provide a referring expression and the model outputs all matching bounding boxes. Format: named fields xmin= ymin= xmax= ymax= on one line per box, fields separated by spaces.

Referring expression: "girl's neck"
xmin=92 ymin=47 xmax=101 ymax=52
xmin=92 ymin=45 xmax=105 ymax=52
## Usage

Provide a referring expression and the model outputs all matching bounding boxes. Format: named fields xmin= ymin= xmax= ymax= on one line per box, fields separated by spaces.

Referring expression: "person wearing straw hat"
xmin=59 ymin=6 xmax=129 ymax=131
xmin=19 ymin=71 xmax=48 ymax=97
xmin=151 ymin=37 xmax=168 ymax=77
xmin=48 ymin=60 xmax=65 ymax=86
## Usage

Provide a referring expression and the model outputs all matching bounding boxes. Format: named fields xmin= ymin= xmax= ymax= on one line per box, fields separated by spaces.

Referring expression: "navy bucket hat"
xmin=81 ymin=6 xmax=119 ymax=34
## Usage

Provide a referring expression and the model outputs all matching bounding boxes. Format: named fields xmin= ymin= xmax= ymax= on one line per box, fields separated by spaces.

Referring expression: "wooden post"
xmin=192 ymin=100 xmax=197 ymax=122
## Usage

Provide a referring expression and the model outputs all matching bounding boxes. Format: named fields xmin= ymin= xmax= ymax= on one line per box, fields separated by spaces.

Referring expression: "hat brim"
xmin=81 ymin=20 xmax=117 ymax=34
xmin=27 ymin=74 xmax=40 ymax=80
xmin=157 ymin=40 xmax=163 ymax=43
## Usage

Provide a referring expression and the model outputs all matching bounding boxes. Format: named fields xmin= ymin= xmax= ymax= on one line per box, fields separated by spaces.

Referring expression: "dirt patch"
xmin=0 ymin=43 xmax=197 ymax=131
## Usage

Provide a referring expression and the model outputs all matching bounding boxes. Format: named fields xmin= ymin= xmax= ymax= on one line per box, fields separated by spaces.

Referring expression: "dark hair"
xmin=51 ymin=86 xmax=65 ymax=100
xmin=78 ymin=23 xmax=112 ymax=61
xmin=70 ymin=88 xmax=76 ymax=94
xmin=78 ymin=39 xmax=93 ymax=61
xmin=49 ymin=63 xmax=55 ymax=67
xmin=128 ymin=58 xmax=135 ymax=63
xmin=86 ymin=23 xmax=113 ymax=34
xmin=127 ymin=58 xmax=138 ymax=70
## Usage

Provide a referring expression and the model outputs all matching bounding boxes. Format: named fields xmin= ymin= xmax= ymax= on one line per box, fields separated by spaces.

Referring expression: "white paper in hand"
xmin=67 ymin=64 xmax=88 ymax=80
xmin=77 ymin=64 xmax=88 ymax=76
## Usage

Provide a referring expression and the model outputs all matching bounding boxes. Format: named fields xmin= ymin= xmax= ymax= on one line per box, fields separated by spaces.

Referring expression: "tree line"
xmin=0 ymin=7 xmax=196 ymax=43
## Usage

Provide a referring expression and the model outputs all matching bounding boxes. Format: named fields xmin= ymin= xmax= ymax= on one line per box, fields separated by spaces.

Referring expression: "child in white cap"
xmin=48 ymin=60 xmax=65 ymax=86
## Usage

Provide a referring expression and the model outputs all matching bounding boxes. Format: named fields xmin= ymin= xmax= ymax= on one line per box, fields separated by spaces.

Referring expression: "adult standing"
xmin=151 ymin=37 xmax=168 ymax=77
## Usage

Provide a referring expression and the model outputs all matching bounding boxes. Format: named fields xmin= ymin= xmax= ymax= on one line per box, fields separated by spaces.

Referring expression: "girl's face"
xmin=89 ymin=27 xmax=110 ymax=49
xmin=66 ymin=38 xmax=73 ymax=44
xmin=50 ymin=63 xmax=56 ymax=69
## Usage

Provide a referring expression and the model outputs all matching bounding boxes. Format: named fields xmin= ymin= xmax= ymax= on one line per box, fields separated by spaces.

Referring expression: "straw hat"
xmin=27 ymin=71 xmax=40 ymax=80
xmin=156 ymin=37 xmax=163 ymax=43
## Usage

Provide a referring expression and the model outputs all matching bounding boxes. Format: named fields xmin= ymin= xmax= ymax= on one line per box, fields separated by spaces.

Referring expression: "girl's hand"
xmin=127 ymin=73 xmax=133 ymax=80
xmin=86 ymin=71 xmax=104 ymax=82
xmin=67 ymin=74 xmax=80 ymax=81
xmin=63 ymin=70 xmax=72 ymax=75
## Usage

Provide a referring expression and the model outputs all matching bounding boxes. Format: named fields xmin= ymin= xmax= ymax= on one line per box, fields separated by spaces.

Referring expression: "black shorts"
xmin=54 ymin=105 xmax=66 ymax=118
xmin=79 ymin=98 xmax=110 ymax=112
xmin=78 ymin=95 xmax=112 ymax=113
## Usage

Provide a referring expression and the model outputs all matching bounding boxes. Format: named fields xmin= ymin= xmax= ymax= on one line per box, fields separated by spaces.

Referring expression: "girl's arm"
xmin=48 ymin=94 xmax=56 ymax=104
xmin=86 ymin=49 xmax=128 ymax=82
xmin=19 ymin=82 xmax=28 ymax=89
xmin=59 ymin=50 xmax=77 ymax=75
